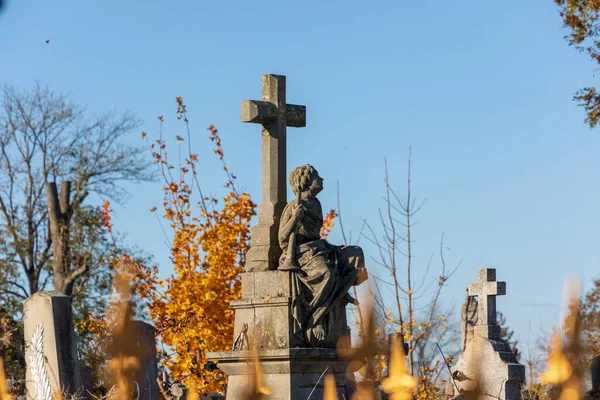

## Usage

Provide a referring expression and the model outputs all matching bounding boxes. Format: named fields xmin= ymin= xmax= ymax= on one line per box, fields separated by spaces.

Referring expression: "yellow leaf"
xmin=540 ymin=333 xmax=572 ymax=385
xmin=381 ymin=335 xmax=417 ymax=400
xmin=247 ymin=345 xmax=272 ymax=398
xmin=323 ymin=374 xmax=339 ymax=400
xmin=0 ymin=358 xmax=13 ymax=400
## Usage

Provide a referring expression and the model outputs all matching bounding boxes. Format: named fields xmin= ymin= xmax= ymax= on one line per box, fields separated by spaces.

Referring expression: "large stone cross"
xmin=241 ymin=74 xmax=306 ymax=271
xmin=467 ymin=268 xmax=506 ymax=339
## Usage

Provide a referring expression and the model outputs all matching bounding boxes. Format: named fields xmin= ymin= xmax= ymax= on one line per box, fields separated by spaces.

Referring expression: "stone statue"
xmin=278 ymin=164 xmax=368 ymax=347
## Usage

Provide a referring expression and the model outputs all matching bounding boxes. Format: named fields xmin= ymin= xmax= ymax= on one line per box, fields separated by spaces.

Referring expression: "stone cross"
xmin=241 ymin=74 xmax=306 ymax=271
xmin=467 ymin=268 xmax=506 ymax=339
xmin=452 ymin=269 xmax=524 ymax=399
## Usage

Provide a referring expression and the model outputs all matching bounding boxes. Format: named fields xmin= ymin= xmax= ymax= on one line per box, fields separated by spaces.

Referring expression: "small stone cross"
xmin=241 ymin=74 xmax=306 ymax=271
xmin=467 ymin=268 xmax=506 ymax=339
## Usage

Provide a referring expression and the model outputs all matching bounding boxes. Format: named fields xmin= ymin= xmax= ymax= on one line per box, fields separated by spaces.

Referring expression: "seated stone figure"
xmin=278 ymin=164 xmax=368 ymax=347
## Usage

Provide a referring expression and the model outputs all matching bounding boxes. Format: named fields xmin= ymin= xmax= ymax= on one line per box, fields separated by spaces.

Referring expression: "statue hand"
xmin=291 ymin=204 xmax=305 ymax=222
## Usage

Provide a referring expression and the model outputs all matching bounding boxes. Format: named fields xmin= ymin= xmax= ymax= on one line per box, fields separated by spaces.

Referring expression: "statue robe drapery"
xmin=279 ymin=198 xmax=366 ymax=347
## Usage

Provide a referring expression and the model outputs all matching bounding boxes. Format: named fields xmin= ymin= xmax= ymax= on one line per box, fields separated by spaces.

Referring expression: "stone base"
xmin=245 ymin=222 xmax=283 ymax=271
xmin=451 ymin=332 xmax=525 ymax=400
xmin=207 ymin=348 xmax=353 ymax=400
xmin=214 ymin=270 xmax=355 ymax=398
xmin=235 ymin=271 xmax=349 ymax=349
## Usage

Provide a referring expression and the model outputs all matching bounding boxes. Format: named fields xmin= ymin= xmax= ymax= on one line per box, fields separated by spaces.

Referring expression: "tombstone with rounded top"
xmin=23 ymin=291 xmax=83 ymax=400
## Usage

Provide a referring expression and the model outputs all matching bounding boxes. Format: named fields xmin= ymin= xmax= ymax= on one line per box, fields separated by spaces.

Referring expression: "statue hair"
xmin=289 ymin=164 xmax=318 ymax=195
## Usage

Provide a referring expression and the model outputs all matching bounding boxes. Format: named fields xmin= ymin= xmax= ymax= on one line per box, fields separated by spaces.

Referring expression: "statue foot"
xmin=313 ymin=325 xmax=325 ymax=341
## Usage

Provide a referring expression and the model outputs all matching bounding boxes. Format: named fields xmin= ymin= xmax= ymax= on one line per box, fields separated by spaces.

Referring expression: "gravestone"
xmin=23 ymin=291 xmax=83 ymax=400
xmin=207 ymin=74 xmax=366 ymax=399
xmin=592 ymin=355 xmax=600 ymax=391
xmin=451 ymin=269 xmax=524 ymax=400
xmin=130 ymin=321 xmax=159 ymax=400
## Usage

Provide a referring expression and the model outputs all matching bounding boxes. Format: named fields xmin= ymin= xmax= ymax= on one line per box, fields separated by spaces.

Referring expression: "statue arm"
xmin=279 ymin=203 xmax=300 ymax=247
xmin=316 ymin=198 xmax=325 ymax=228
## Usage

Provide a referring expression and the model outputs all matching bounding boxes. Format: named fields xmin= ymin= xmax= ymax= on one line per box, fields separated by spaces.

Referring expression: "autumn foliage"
xmin=100 ymin=98 xmax=256 ymax=393
xmin=320 ymin=209 xmax=338 ymax=240
xmin=136 ymin=107 xmax=254 ymax=392
xmin=555 ymin=0 xmax=600 ymax=127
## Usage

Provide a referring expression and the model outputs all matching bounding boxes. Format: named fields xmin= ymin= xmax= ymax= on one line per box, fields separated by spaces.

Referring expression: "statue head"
xmin=289 ymin=164 xmax=323 ymax=197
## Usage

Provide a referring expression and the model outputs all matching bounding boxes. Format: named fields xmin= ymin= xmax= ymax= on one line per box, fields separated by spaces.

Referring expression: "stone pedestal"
xmin=451 ymin=331 xmax=525 ymax=400
xmin=234 ymin=271 xmax=349 ymax=349
xmin=451 ymin=269 xmax=525 ymax=400
xmin=23 ymin=292 xmax=83 ymax=400
xmin=210 ymin=348 xmax=352 ymax=400
xmin=207 ymin=271 xmax=353 ymax=399
xmin=235 ymin=270 xmax=301 ymax=350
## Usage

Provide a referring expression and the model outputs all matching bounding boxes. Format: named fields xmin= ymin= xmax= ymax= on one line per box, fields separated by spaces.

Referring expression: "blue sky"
xmin=1 ymin=0 xmax=599 ymax=359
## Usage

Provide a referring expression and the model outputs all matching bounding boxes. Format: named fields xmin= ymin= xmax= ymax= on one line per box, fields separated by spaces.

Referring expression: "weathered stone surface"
xmin=451 ymin=335 xmax=525 ymax=400
xmin=232 ymin=271 xmax=350 ymax=349
xmin=130 ymin=321 xmax=159 ymax=400
xmin=451 ymin=269 xmax=524 ymax=400
xmin=242 ymin=74 xmax=307 ymax=272
xmin=461 ymin=290 xmax=478 ymax=351
xmin=24 ymin=291 xmax=83 ymax=400
xmin=467 ymin=268 xmax=506 ymax=333
xmin=209 ymin=348 xmax=353 ymax=400
xmin=208 ymin=271 xmax=352 ymax=396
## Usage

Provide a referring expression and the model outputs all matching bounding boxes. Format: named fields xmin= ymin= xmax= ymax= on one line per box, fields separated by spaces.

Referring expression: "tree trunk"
xmin=46 ymin=181 xmax=72 ymax=295
xmin=26 ymin=269 xmax=40 ymax=297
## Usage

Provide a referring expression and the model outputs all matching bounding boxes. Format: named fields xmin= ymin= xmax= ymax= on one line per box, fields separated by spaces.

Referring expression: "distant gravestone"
xmin=130 ymin=321 xmax=159 ymax=400
xmin=23 ymin=292 xmax=83 ymax=400
xmin=592 ymin=355 xmax=600 ymax=391
xmin=451 ymin=269 xmax=525 ymax=400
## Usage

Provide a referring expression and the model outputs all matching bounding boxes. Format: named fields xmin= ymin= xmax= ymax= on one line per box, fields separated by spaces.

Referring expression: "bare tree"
xmin=360 ymin=146 xmax=461 ymax=379
xmin=0 ymin=82 xmax=152 ymax=304
xmin=334 ymin=146 xmax=461 ymax=397
xmin=522 ymin=321 xmax=546 ymax=387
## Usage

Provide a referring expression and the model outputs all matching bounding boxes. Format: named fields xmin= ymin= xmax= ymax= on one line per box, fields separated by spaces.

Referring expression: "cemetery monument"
xmin=451 ymin=268 xmax=525 ymax=400
xmin=207 ymin=74 xmax=368 ymax=399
